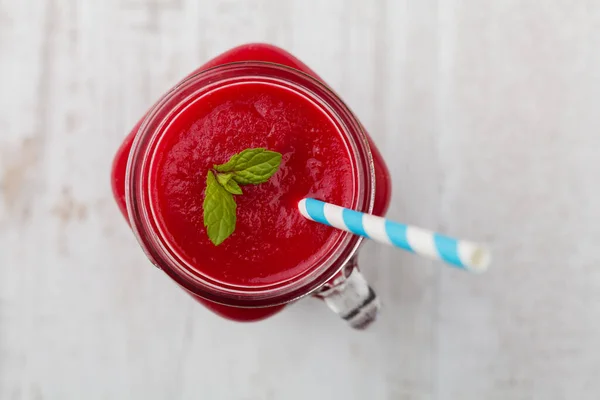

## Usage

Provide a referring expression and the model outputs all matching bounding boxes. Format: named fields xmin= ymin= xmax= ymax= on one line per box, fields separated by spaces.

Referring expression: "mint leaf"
xmin=216 ymin=173 xmax=243 ymax=195
xmin=203 ymin=171 xmax=237 ymax=245
xmin=203 ymin=148 xmax=282 ymax=245
xmin=215 ymin=148 xmax=282 ymax=184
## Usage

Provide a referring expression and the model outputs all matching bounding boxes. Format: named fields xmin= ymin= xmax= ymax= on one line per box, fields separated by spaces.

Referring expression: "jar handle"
xmin=317 ymin=258 xmax=380 ymax=329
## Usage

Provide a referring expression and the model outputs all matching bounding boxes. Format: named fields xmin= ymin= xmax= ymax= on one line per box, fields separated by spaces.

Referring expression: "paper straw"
xmin=298 ymin=198 xmax=490 ymax=273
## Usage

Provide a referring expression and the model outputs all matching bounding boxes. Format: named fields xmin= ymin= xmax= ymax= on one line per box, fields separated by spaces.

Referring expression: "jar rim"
xmin=125 ymin=61 xmax=376 ymax=307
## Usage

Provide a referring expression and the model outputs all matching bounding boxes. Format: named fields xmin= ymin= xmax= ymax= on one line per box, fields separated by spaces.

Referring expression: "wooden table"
xmin=1 ymin=1 xmax=599 ymax=399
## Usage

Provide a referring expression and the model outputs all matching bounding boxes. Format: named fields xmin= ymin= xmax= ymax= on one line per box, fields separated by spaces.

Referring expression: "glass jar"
xmin=111 ymin=44 xmax=391 ymax=328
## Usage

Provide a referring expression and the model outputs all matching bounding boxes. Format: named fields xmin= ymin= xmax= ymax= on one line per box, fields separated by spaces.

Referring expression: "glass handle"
xmin=317 ymin=260 xmax=380 ymax=329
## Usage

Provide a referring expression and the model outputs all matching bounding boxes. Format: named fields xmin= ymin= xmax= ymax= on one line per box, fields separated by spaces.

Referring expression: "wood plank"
xmin=435 ymin=1 xmax=600 ymax=399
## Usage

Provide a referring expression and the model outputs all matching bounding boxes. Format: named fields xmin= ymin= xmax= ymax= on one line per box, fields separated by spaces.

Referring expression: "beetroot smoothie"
xmin=151 ymin=81 xmax=354 ymax=287
xmin=111 ymin=44 xmax=391 ymax=324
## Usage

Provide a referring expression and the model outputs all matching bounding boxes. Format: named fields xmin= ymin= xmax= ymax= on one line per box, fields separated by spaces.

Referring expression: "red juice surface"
xmin=149 ymin=81 xmax=355 ymax=287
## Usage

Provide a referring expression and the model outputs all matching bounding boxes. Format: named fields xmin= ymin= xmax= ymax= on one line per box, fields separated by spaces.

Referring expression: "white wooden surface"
xmin=2 ymin=0 xmax=600 ymax=399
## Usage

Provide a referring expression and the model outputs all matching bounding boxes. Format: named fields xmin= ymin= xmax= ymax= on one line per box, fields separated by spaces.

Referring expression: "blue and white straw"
xmin=298 ymin=198 xmax=490 ymax=273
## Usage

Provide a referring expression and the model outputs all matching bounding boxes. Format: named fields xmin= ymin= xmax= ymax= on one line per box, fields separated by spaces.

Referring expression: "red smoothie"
xmin=150 ymin=82 xmax=354 ymax=288
xmin=111 ymin=44 xmax=391 ymax=322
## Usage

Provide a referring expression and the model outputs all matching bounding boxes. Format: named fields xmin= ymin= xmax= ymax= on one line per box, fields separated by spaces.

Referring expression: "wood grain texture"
xmin=1 ymin=0 xmax=600 ymax=399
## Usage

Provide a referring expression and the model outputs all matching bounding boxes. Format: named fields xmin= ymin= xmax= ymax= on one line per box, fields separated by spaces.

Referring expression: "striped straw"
xmin=298 ymin=198 xmax=490 ymax=273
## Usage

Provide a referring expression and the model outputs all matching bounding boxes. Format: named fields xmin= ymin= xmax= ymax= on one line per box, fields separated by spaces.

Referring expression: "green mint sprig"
xmin=203 ymin=148 xmax=282 ymax=245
